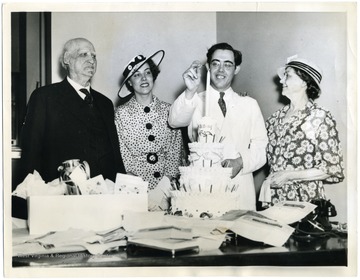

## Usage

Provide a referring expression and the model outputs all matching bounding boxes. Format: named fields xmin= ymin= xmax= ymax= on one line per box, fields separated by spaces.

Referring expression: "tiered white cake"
xmin=170 ymin=117 xmax=241 ymax=218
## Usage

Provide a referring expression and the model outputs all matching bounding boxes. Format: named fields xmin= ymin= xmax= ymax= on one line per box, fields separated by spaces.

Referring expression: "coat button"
xmin=147 ymin=153 xmax=158 ymax=164
xmin=154 ymin=172 xmax=161 ymax=178
xmin=144 ymin=106 xmax=150 ymax=113
xmin=146 ymin=123 xmax=152 ymax=129
xmin=148 ymin=135 xmax=155 ymax=141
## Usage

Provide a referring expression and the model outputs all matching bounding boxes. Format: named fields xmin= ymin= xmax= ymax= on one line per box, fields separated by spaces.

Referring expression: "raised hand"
xmin=183 ymin=60 xmax=203 ymax=99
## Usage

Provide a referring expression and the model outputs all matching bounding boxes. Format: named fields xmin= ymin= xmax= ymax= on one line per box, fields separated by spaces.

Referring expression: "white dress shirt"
xmin=67 ymin=76 xmax=91 ymax=100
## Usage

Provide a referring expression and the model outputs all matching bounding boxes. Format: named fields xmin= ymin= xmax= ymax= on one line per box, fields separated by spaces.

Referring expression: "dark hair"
xmin=292 ymin=67 xmax=321 ymax=100
xmin=206 ymin=42 xmax=242 ymax=66
xmin=125 ymin=58 xmax=160 ymax=93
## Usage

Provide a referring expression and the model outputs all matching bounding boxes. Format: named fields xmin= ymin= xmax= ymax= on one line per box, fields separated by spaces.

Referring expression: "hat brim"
xmin=277 ymin=65 xmax=321 ymax=89
xmin=118 ymin=50 xmax=165 ymax=98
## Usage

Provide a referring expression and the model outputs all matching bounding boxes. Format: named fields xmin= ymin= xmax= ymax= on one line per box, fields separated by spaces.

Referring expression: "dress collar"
xmin=280 ymin=99 xmax=314 ymax=118
xmin=128 ymin=95 xmax=159 ymax=110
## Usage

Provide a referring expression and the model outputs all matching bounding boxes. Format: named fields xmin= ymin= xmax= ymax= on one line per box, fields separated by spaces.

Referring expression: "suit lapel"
xmin=91 ymin=88 xmax=112 ymax=129
xmin=56 ymin=79 xmax=91 ymax=125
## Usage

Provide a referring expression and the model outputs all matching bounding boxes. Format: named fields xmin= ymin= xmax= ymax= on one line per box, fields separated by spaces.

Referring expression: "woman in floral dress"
xmin=115 ymin=50 xmax=183 ymax=211
xmin=261 ymin=56 xmax=344 ymax=206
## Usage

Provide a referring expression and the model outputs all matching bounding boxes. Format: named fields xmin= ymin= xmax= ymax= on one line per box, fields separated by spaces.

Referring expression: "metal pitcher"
xmin=57 ymin=159 xmax=90 ymax=195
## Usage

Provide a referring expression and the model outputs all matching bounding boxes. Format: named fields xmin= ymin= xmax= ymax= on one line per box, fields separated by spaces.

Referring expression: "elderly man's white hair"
xmin=59 ymin=38 xmax=94 ymax=70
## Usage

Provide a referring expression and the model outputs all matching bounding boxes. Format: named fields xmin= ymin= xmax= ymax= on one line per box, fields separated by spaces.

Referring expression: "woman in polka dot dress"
xmin=261 ymin=56 xmax=344 ymax=206
xmin=115 ymin=50 xmax=184 ymax=211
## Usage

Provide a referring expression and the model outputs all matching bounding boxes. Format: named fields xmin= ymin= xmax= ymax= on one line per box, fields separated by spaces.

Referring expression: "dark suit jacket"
xmin=19 ymin=78 xmax=126 ymax=183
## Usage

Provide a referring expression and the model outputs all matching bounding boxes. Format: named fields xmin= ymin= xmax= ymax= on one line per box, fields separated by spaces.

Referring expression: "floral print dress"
xmin=266 ymin=100 xmax=344 ymax=204
xmin=115 ymin=95 xmax=183 ymax=191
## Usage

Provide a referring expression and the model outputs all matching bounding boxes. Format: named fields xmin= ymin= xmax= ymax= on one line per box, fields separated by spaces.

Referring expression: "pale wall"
xmin=51 ymin=12 xmax=217 ymax=105
xmin=51 ymin=12 xmax=348 ymax=222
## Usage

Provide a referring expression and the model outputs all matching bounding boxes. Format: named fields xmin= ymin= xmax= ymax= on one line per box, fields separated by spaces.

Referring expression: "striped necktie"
xmin=218 ymin=91 xmax=226 ymax=117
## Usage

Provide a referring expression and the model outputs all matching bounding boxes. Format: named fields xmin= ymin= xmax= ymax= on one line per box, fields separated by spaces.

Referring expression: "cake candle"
xmin=205 ymin=64 xmax=210 ymax=117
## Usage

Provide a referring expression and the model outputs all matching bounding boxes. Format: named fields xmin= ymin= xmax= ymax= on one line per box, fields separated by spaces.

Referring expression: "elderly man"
xmin=168 ymin=42 xmax=268 ymax=210
xmin=19 ymin=38 xmax=126 ymax=184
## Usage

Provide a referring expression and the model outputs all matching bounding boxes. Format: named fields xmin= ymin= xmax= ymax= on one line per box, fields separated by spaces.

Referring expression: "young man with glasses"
xmin=168 ymin=42 xmax=268 ymax=210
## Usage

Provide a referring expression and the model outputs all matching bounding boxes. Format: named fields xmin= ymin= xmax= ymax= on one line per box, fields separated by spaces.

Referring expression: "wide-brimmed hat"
xmin=118 ymin=50 xmax=165 ymax=98
xmin=277 ymin=55 xmax=323 ymax=88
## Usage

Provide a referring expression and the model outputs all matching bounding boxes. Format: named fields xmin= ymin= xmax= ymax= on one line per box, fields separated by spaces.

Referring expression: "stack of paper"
xmin=217 ymin=201 xmax=318 ymax=247
xmin=130 ymin=226 xmax=194 ymax=240
xmin=13 ymin=227 xmax=127 ymax=256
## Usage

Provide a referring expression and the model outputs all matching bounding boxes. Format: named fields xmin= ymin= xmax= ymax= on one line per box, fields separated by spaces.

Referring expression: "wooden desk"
xmin=13 ymin=234 xmax=347 ymax=267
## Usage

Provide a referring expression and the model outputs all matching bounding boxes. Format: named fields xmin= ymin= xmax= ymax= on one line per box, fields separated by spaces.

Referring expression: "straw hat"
xmin=277 ymin=55 xmax=323 ymax=88
xmin=118 ymin=50 xmax=165 ymax=98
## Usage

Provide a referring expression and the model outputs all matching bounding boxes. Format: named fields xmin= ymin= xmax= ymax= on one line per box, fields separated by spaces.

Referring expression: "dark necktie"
xmin=80 ymin=88 xmax=93 ymax=106
xmin=218 ymin=91 xmax=226 ymax=117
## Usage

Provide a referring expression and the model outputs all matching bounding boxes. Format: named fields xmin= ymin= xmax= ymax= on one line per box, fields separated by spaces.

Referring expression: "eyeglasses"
xmin=210 ymin=61 xmax=235 ymax=71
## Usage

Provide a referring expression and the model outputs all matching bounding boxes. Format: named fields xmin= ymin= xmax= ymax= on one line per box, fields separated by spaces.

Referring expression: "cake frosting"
xmin=188 ymin=142 xmax=224 ymax=167
xmin=170 ymin=117 xmax=241 ymax=218
xmin=178 ymin=166 xmax=232 ymax=192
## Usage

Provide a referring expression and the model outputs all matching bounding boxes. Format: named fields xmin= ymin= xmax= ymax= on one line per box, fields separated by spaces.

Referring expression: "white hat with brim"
xmin=118 ymin=50 xmax=165 ymax=98
xmin=277 ymin=56 xmax=323 ymax=89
